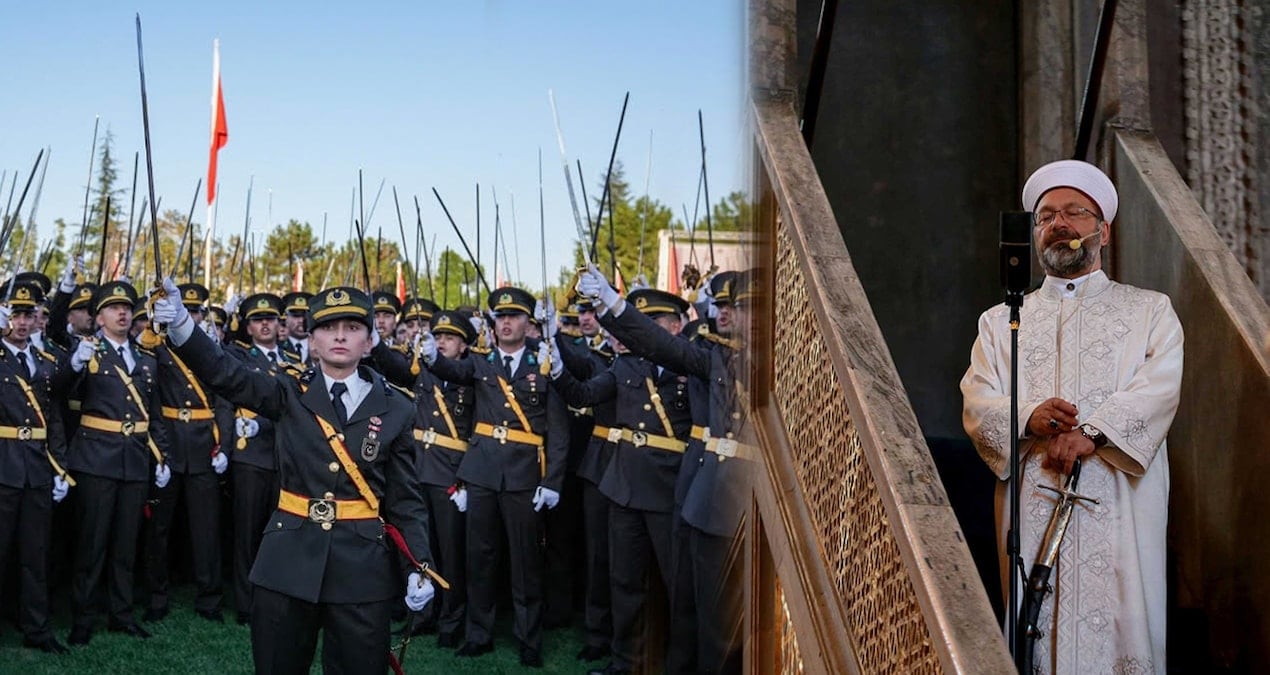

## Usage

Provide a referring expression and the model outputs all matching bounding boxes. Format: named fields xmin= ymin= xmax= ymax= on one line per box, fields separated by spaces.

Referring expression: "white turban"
xmin=1021 ymin=159 xmax=1118 ymax=223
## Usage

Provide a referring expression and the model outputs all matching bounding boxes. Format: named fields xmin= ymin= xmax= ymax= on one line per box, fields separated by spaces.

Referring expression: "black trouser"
xmin=232 ymin=464 xmax=278 ymax=616
xmin=423 ymin=483 xmax=465 ymax=636
xmin=667 ymin=512 xmax=699 ymax=674
xmin=251 ymin=584 xmax=393 ymax=675
xmin=71 ymin=474 xmax=147 ymax=628
xmin=0 ymin=484 xmax=53 ymax=640
xmin=691 ymin=527 xmax=742 ymax=675
xmin=581 ymin=479 xmax=612 ymax=650
xmin=145 ymin=470 xmax=223 ymax=613
xmin=465 ymin=484 xmax=543 ymax=650
xmin=609 ymin=503 xmax=674 ymax=671
xmin=543 ymin=472 xmax=582 ymax=626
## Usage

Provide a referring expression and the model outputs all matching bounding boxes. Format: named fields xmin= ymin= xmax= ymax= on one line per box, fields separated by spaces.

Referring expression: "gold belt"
xmin=618 ymin=428 xmax=686 ymax=453
xmin=704 ymin=436 xmax=758 ymax=461
xmin=277 ymin=489 xmax=378 ymax=530
xmin=592 ymin=425 xmax=623 ymax=443
xmin=0 ymin=426 xmax=47 ymax=440
xmin=473 ymin=422 xmax=543 ymax=447
xmin=79 ymin=415 xmax=150 ymax=436
xmin=161 ymin=406 xmax=216 ymax=422
xmin=690 ymin=425 xmax=708 ymax=441
xmin=414 ymin=428 xmax=469 ymax=452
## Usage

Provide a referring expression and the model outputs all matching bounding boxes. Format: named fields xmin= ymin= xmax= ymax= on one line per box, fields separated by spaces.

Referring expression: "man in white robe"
xmin=961 ymin=160 xmax=1184 ymax=674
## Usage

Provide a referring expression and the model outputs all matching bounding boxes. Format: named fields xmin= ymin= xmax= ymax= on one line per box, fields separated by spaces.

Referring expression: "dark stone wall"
xmin=797 ymin=0 xmax=1020 ymax=442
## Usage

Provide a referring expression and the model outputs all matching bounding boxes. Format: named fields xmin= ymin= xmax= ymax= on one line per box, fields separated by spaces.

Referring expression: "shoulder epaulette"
xmin=136 ymin=346 xmax=155 ymax=356
xmin=384 ymin=380 xmax=415 ymax=400
xmin=390 ymin=343 xmax=410 ymax=354
xmin=701 ymin=332 xmax=740 ymax=351
xmin=234 ymin=340 xmax=251 ymax=350
xmin=473 ymin=346 xmax=492 ymax=357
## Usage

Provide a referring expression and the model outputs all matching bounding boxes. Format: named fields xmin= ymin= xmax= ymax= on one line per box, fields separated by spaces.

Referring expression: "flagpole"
xmin=205 ymin=37 xmax=228 ymax=290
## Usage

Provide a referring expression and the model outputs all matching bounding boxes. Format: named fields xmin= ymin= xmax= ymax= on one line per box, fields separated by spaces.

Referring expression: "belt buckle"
xmin=631 ymin=431 xmax=649 ymax=448
xmin=701 ymin=426 xmax=711 ymax=443
xmin=308 ymin=498 xmax=336 ymax=524
xmin=178 ymin=407 xmax=192 ymax=422
xmin=606 ymin=428 xmax=623 ymax=443
xmin=121 ymin=421 xmax=136 ymax=437
xmin=715 ymin=438 xmax=737 ymax=460
xmin=492 ymin=425 xmax=509 ymax=443
xmin=17 ymin=426 xmax=32 ymax=441
xmin=421 ymin=429 xmax=437 ymax=445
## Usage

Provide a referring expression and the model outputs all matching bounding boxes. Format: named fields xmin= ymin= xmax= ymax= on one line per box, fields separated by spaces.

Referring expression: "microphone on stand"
xmin=1000 ymin=212 xmax=1033 ymax=309
xmin=999 ymin=210 xmax=1033 ymax=667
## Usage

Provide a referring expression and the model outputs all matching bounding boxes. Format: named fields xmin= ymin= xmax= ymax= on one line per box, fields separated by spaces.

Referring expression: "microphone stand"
xmin=999 ymin=210 xmax=1031 ymax=672
xmin=1007 ymin=291 xmax=1024 ymax=670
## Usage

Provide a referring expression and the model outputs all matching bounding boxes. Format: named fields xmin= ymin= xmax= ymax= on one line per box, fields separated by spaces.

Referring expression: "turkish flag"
xmin=207 ymin=39 xmax=228 ymax=205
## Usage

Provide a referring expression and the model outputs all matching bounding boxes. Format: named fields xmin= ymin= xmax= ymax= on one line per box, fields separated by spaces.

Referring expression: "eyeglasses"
xmin=1034 ymin=206 xmax=1101 ymax=228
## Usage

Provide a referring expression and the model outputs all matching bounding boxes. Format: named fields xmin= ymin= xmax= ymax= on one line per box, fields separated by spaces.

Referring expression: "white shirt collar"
xmin=1043 ymin=270 xmax=1105 ymax=299
xmin=2 ymin=338 xmax=31 ymax=361
xmin=497 ymin=345 xmax=526 ymax=374
xmin=321 ymin=369 xmax=373 ymax=419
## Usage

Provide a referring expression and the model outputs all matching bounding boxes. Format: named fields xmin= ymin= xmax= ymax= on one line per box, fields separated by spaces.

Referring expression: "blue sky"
xmin=0 ymin=1 xmax=747 ymax=289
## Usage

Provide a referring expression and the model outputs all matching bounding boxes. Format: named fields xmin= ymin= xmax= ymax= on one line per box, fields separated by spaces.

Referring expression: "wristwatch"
xmin=1078 ymin=423 xmax=1107 ymax=447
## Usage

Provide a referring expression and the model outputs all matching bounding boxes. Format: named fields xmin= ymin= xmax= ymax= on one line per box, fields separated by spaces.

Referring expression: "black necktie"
xmin=268 ymin=351 xmax=277 ymax=364
xmin=503 ymin=355 xmax=514 ymax=379
xmin=118 ymin=346 xmax=128 ymax=369
xmin=330 ymin=382 xmax=349 ymax=426
xmin=15 ymin=351 xmax=31 ymax=379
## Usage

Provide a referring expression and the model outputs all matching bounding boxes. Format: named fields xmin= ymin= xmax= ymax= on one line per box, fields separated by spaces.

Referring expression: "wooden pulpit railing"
xmin=741 ymin=91 xmax=1015 ymax=674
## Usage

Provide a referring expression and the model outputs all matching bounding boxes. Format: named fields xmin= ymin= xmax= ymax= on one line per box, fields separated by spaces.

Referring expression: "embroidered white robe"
xmin=961 ymin=271 xmax=1183 ymax=674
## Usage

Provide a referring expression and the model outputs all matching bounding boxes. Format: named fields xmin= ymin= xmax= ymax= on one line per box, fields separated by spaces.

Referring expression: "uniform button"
xmin=433 ymin=411 xmax=440 ymax=417
xmin=726 ymin=432 xmax=734 ymax=439
xmin=186 ymin=384 xmax=193 ymax=390
xmin=732 ymin=412 xmax=741 ymax=420
xmin=125 ymin=396 xmax=132 ymax=401
xmin=329 ymin=462 xmax=340 ymax=473
xmin=643 ymin=404 xmax=652 ymax=411
xmin=125 ymin=413 xmax=133 ymax=420
xmin=276 ymin=522 xmax=283 ymax=529
xmin=503 ymin=403 xmax=511 ymax=408
xmin=321 ymin=522 xmax=332 ymax=531
xmin=638 ymin=422 xmax=646 ymax=429
xmin=324 ymin=492 xmax=335 ymax=500
xmin=186 ymin=400 xmax=193 ymax=406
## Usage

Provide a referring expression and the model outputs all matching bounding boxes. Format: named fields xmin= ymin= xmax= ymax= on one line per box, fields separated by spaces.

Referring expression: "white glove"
xmin=418 ymin=331 xmax=438 ymax=365
xmin=370 ymin=326 xmax=381 ymax=349
xmin=70 ymin=338 xmax=97 ymax=373
xmin=540 ymin=298 xmax=558 ymax=340
xmin=449 ymin=487 xmax=467 ymax=513
xmin=224 ymin=293 xmax=242 ymax=317
xmin=532 ymin=485 xmax=560 ymax=512
xmin=154 ymin=277 xmax=196 ymax=345
xmin=404 ymin=572 xmax=435 ymax=612
xmin=235 ymin=417 xmax=260 ymax=438
xmin=211 ymin=451 xmax=228 ymax=474
xmin=0 ymin=305 xmax=9 ymax=331
xmin=544 ymin=339 xmax=563 ymax=379
xmin=59 ymin=256 xmax=83 ymax=293
xmin=52 ymin=476 xmax=70 ymax=503
xmin=579 ymin=264 xmax=621 ymax=309
xmin=155 ymin=463 xmax=171 ymax=489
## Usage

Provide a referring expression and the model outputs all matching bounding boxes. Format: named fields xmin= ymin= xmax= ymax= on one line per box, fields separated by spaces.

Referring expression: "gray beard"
xmin=1039 ymin=240 xmax=1099 ymax=277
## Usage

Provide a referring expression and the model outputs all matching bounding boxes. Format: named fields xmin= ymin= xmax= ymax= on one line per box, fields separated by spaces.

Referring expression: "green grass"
xmin=0 ymin=584 xmax=588 ymax=674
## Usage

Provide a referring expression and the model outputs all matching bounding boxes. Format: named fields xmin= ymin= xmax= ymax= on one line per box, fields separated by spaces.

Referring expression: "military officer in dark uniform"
xmin=418 ymin=286 xmax=570 ymax=668
xmin=579 ymin=266 xmax=751 ymax=675
xmin=154 ymin=281 xmax=436 ymax=675
xmin=280 ymin=291 xmax=313 ymax=364
xmin=372 ymin=291 xmax=402 ymax=346
xmin=0 ymin=281 xmax=71 ymax=654
xmin=552 ymin=288 xmax=695 ymax=675
xmin=144 ymin=282 xmax=232 ymax=623
xmin=53 ymin=281 xmax=173 ymax=646
xmin=554 ymin=293 xmax=619 ymax=662
xmin=400 ymin=297 xmax=440 ymax=344
xmin=370 ymin=308 xmax=477 ymax=648
xmin=224 ymin=293 xmax=300 ymax=625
